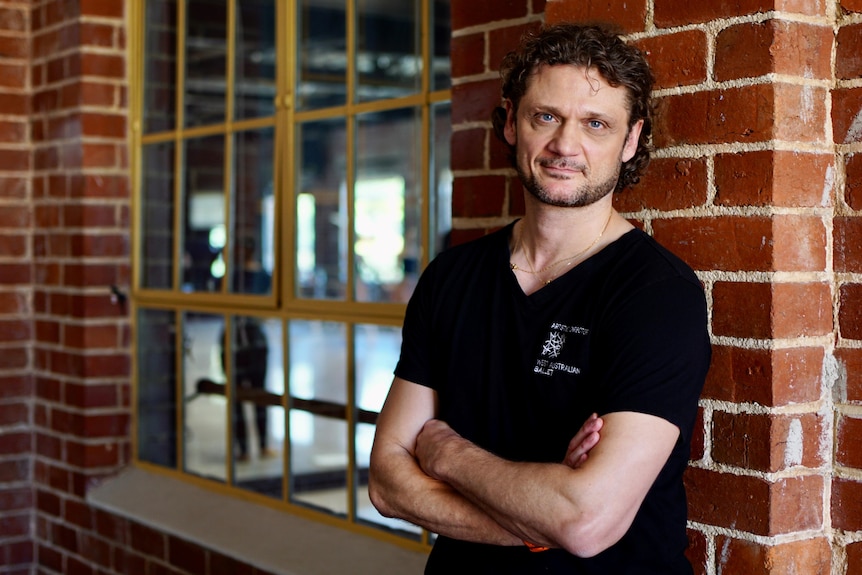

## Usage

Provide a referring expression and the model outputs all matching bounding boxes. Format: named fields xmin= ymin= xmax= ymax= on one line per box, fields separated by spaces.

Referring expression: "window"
xmin=131 ymin=0 xmax=451 ymax=548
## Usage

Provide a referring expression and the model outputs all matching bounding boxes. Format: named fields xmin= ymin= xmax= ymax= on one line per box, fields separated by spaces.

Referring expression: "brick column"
xmin=0 ymin=2 xmax=34 ymax=573
xmin=450 ymin=0 xmax=862 ymax=573
xmin=29 ymin=0 xmax=131 ymax=571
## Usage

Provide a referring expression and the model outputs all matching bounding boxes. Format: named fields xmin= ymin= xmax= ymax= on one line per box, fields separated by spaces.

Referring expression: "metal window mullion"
xmin=172 ymin=0 xmax=187 ymax=294
xmin=345 ymin=322 xmax=358 ymax=523
xmin=174 ymin=309 xmax=185 ymax=471
xmin=222 ymin=0 xmax=237 ymax=296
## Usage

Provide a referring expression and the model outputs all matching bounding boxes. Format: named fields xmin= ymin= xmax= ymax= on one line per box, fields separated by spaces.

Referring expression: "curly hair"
xmin=491 ymin=22 xmax=654 ymax=193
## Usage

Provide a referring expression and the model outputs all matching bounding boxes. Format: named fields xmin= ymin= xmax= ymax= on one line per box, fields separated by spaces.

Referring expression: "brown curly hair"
xmin=491 ymin=22 xmax=654 ymax=193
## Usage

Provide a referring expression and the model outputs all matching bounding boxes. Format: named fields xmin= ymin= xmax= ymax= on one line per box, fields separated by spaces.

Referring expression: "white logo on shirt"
xmin=533 ymin=323 xmax=588 ymax=377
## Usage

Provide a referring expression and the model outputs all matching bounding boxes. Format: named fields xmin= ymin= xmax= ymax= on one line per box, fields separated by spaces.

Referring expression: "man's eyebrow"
xmin=527 ymin=103 xmax=621 ymax=123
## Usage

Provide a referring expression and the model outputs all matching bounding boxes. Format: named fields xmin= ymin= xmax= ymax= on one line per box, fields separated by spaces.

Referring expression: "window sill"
xmin=87 ymin=466 xmax=427 ymax=575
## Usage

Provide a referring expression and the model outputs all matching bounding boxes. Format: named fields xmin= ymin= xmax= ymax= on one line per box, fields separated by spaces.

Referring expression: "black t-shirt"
xmin=395 ymin=223 xmax=711 ymax=574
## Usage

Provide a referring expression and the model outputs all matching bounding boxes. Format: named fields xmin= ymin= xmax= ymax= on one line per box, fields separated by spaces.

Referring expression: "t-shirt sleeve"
xmin=594 ymin=275 xmax=711 ymax=443
xmin=393 ymin=258 xmax=438 ymax=388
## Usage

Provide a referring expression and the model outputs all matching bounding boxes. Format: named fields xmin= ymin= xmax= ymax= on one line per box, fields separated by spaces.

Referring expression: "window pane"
xmin=353 ymin=323 xmax=418 ymax=536
xmin=182 ymin=312 xmax=227 ymax=483
xmin=355 ymin=108 xmax=421 ymax=303
xmin=235 ymin=0 xmax=276 ymax=120
xmin=296 ymin=118 xmax=347 ymax=300
xmin=431 ymin=102 xmax=452 ymax=256
xmin=297 ymin=0 xmax=346 ymax=111
xmin=143 ymin=0 xmax=178 ymax=133
xmin=230 ymin=128 xmax=274 ymax=295
xmin=182 ymin=134 xmax=225 ymax=292
xmin=137 ymin=308 xmax=178 ymax=468
xmin=185 ymin=0 xmax=227 ymax=127
xmin=141 ymin=141 xmax=176 ymax=290
xmin=288 ymin=320 xmax=347 ymax=514
xmin=357 ymin=0 xmax=420 ymax=103
xmin=431 ymin=0 xmax=451 ymax=91
xmin=232 ymin=316 xmax=284 ymax=499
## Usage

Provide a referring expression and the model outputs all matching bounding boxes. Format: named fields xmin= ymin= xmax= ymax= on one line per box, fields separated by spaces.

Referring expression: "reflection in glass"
xmin=288 ymin=320 xmax=348 ymax=514
xmin=431 ymin=102 xmax=452 ymax=257
xmin=297 ymin=0 xmax=346 ymax=111
xmin=235 ymin=0 xmax=276 ymax=120
xmin=143 ymin=0 xmax=178 ymax=133
xmin=431 ymin=0 xmax=451 ymax=91
xmin=138 ymin=308 xmax=178 ymax=468
xmin=141 ymin=142 xmax=176 ymax=290
xmin=357 ymin=0 xmax=420 ymax=102
xmin=185 ymin=0 xmax=227 ymax=127
xmin=182 ymin=312 xmax=227 ymax=483
xmin=230 ymin=128 xmax=274 ymax=295
xmin=296 ymin=119 xmax=347 ymax=300
xmin=355 ymin=108 xmax=421 ymax=303
xmin=182 ymin=134 xmax=225 ymax=292
xmin=231 ymin=316 xmax=284 ymax=499
xmin=353 ymin=323 xmax=419 ymax=536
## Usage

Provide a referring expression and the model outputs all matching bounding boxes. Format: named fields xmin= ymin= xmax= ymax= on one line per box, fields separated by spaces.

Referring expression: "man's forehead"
xmin=520 ymin=64 xmax=631 ymax=111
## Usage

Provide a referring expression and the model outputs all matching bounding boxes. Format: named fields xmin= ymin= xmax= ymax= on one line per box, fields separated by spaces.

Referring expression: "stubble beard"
xmin=517 ymin=156 xmax=622 ymax=208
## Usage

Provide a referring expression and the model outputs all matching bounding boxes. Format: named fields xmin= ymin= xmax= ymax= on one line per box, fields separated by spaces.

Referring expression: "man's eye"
xmin=538 ymin=113 xmax=555 ymax=122
xmin=588 ymin=120 xmax=605 ymax=129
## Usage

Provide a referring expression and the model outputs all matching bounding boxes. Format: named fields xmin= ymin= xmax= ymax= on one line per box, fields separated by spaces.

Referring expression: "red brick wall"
xmin=450 ymin=0 xmax=862 ymax=574
xmin=0 ymin=2 xmax=34 ymax=573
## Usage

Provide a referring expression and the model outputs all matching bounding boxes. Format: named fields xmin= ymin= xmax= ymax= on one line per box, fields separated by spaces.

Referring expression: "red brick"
xmin=686 ymin=529 xmax=708 ymax=575
xmin=0 ymin=176 xmax=28 ymax=198
xmin=81 ymin=81 xmax=118 ymax=107
xmin=65 ymin=439 xmax=121 ymax=468
xmin=833 ymin=87 xmax=862 ymax=144
xmin=833 ymin=477 xmax=862 ymax=531
xmin=488 ymin=22 xmax=542 ymax=74
xmin=80 ymin=22 xmax=119 ymax=48
xmin=713 ymin=282 xmax=771 ymax=339
xmin=81 ymin=113 xmax=126 ymax=139
xmin=81 ymin=142 xmax=117 ymax=168
xmin=713 ymin=536 xmax=830 ymax=575
xmin=615 ymin=157 xmax=708 ymax=213
xmin=836 ymin=217 xmax=862 ymax=273
xmin=838 ymin=23 xmax=862 ymax=80
xmin=836 ymin=347 xmax=862 ymax=402
xmin=653 ymin=85 xmax=774 ymax=148
xmin=773 ymin=215 xmax=826 ymax=272
xmin=451 ymin=0 xmax=527 ymax=31
xmin=843 ymin=0 xmax=862 ymax=12
xmin=451 ymin=128 xmax=487 ymax=172
xmin=451 ymin=33 xmax=485 ymax=79
xmin=0 ymin=7 xmax=27 ymax=32
xmin=0 ymin=513 xmax=29 ymax=537
xmin=0 ymin=35 xmax=28 ymax=59
xmin=690 ymin=407 xmax=705 ymax=461
xmin=452 ymin=78 xmax=499 ymax=125
xmin=129 ymin=522 xmax=166 ymax=560
xmin=636 ymin=30 xmax=707 ymax=90
xmin=0 ymin=432 xmax=30 ymax=455
xmin=0 ymin=402 xmax=29 ymax=426
xmin=80 ymin=52 xmax=125 ymax=79
xmin=168 ymin=536 xmax=206 ymax=574
xmin=774 ymin=84 xmax=828 ymax=143
xmin=686 ymin=467 xmax=770 ymax=533
xmin=79 ymin=531 xmax=111 ymax=568
xmin=652 ymin=216 xmax=772 ymax=272
xmin=713 ymin=411 xmax=824 ymax=472
xmin=546 ymin=0 xmax=647 ymax=33
xmin=839 ymin=283 xmax=862 ymax=340
xmin=0 ymin=487 xmax=32 ymax=512
xmin=0 ymin=120 xmax=27 ymax=142
xmin=772 ymin=282 xmax=832 ymax=338
xmin=0 ymin=460 xmax=29 ymax=483
xmin=847 ymin=153 xmax=862 ymax=210
xmin=848 ymin=541 xmax=862 ymax=575
xmin=80 ymin=0 xmax=124 ymax=18
xmin=654 ymin=0 xmax=772 ymax=27
xmin=452 ymin=175 xmax=507 ymax=218
xmin=837 ymin=415 xmax=862 ymax=469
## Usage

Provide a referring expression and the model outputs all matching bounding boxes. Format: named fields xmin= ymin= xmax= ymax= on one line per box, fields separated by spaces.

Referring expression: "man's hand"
xmin=563 ymin=413 xmax=603 ymax=468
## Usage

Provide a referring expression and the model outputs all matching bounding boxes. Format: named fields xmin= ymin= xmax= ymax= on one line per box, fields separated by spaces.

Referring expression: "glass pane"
xmin=185 ymin=0 xmax=227 ymax=127
xmin=357 ymin=0 xmax=420 ymax=103
xmin=232 ymin=316 xmax=284 ymax=499
xmin=354 ymin=323 xmax=419 ymax=536
xmin=288 ymin=320 xmax=347 ymax=514
xmin=143 ymin=0 xmax=178 ymax=133
xmin=355 ymin=108 xmax=421 ymax=303
xmin=141 ymin=141 xmax=176 ymax=290
xmin=296 ymin=118 xmax=348 ymax=300
xmin=431 ymin=0 xmax=451 ymax=91
xmin=235 ymin=0 xmax=276 ymax=120
xmin=182 ymin=312 xmax=227 ymax=483
xmin=431 ymin=102 xmax=452 ymax=257
xmin=137 ymin=308 xmax=178 ymax=468
xmin=297 ymin=0 xmax=346 ymax=111
xmin=230 ymin=128 xmax=275 ymax=295
xmin=182 ymin=134 xmax=226 ymax=292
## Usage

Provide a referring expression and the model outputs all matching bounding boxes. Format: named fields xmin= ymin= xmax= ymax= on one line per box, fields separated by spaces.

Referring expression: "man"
xmin=369 ymin=23 xmax=710 ymax=574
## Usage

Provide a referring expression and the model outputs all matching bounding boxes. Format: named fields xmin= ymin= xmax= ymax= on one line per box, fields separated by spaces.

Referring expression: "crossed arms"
xmin=368 ymin=376 xmax=680 ymax=558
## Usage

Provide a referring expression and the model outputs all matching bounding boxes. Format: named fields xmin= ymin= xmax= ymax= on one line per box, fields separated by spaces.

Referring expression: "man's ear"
xmin=503 ymin=100 xmax=517 ymax=147
xmin=621 ymin=119 xmax=644 ymax=163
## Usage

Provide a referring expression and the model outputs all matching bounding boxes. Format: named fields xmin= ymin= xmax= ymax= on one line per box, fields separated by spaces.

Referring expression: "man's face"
xmin=504 ymin=64 xmax=643 ymax=208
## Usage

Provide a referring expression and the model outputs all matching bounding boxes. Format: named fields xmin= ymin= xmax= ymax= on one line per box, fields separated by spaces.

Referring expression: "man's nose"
xmin=547 ymin=122 xmax=582 ymax=156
